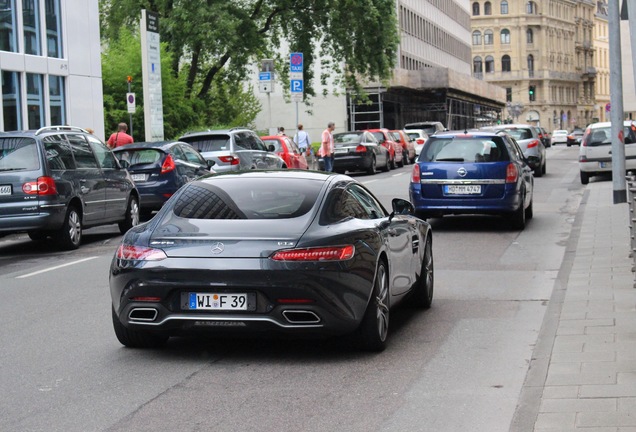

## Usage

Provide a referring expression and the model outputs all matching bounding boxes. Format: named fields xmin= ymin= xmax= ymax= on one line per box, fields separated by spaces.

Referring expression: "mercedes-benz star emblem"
xmin=211 ymin=242 xmax=225 ymax=254
xmin=457 ymin=167 xmax=467 ymax=177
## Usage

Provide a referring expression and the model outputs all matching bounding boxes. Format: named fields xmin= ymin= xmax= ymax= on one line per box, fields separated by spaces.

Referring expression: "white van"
xmin=578 ymin=121 xmax=636 ymax=184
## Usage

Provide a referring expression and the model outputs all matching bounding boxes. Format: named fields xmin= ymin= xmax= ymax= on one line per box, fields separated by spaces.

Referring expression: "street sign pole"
xmin=609 ymin=0 xmax=626 ymax=203
xmin=127 ymin=76 xmax=133 ymax=138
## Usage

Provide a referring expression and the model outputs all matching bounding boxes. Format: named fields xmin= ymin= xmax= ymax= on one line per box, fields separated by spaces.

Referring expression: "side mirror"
xmin=391 ymin=198 xmax=414 ymax=216
xmin=207 ymin=159 xmax=216 ymax=168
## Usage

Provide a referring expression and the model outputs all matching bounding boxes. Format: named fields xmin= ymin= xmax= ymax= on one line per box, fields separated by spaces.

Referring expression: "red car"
xmin=390 ymin=130 xmax=416 ymax=165
xmin=261 ymin=135 xmax=308 ymax=170
xmin=365 ymin=128 xmax=403 ymax=168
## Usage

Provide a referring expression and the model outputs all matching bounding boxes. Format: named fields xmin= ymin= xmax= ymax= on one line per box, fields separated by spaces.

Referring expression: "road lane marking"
xmin=392 ymin=172 xmax=405 ymax=177
xmin=362 ymin=179 xmax=378 ymax=184
xmin=16 ymin=256 xmax=99 ymax=279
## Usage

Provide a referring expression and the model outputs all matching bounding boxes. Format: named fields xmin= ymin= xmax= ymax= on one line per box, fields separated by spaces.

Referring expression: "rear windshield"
xmin=172 ymin=178 xmax=323 ymax=219
xmin=333 ymin=133 xmax=362 ymax=144
xmin=498 ymin=128 xmax=533 ymax=140
xmin=261 ymin=139 xmax=282 ymax=152
xmin=406 ymin=132 xmax=421 ymax=140
xmin=0 ymin=137 xmax=40 ymax=171
xmin=584 ymin=125 xmax=636 ymax=147
xmin=115 ymin=149 xmax=163 ymax=167
xmin=420 ymin=136 xmax=509 ymax=163
xmin=180 ymin=135 xmax=231 ymax=152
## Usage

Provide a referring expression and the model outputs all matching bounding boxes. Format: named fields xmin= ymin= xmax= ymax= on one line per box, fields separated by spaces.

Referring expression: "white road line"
xmin=16 ymin=256 xmax=99 ymax=279
xmin=363 ymin=179 xmax=378 ymax=184
xmin=392 ymin=172 xmax=405 ymax=177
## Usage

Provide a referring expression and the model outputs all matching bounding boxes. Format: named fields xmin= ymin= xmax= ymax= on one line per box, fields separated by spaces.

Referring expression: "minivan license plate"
xmin=189 ymin=293 xmax=247 ymax=310
xmin=445 ymin=185 xmax=481 ymax=194
xmin=0 ymin=185 xmax=11 ymax=195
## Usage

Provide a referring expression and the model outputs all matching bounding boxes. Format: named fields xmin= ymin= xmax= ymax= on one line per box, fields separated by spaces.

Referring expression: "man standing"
xmin=319 ymin=122 xmax=335 ymax=172
xmin=107 ymin=123 xmax=134 ymax=149
xmin=294 ymin=124 xmax=311 ymax=154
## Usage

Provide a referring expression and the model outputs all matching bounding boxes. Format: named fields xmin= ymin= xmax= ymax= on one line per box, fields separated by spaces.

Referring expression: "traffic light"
xmin=529 ymin=85 xmax=536 ymax=102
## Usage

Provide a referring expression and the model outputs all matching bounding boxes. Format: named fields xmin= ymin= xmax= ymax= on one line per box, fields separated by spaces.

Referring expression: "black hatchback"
xmin=0 ymin=126 xmax=140 ymax=249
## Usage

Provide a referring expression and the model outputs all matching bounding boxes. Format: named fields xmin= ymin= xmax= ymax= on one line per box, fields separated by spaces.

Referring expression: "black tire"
xmin=397 ymin=158 xmax=404 ymax=168
xmin=119 ymin=195 xmax=140 ymax=234
xmin=366 ymin=156 xmax=377 ymax=175
xmin=390 ymin=155 xmax=397 ymax=170
xmin=28 ymin=231 xmax=48 ymax=242
xmin=55 ymin=205 xmax=82 ymax=250
xmin=534 ymin=163 xmax=543 ymax=177
xmin=525 ymin=198 xmax=534 ymax=220
xmin=542 ymin=159 xmax=546 ymax=175
xmin=381 ymin=156 xmax=390 ymax=172
xmin=112 ymin=307 xmax=168 ymax=348
xmin=510 ymin=194 xmax=526 ymax=230
xmin=411 ymin=236 xmax=434 ymax=309
xmin=358 ymin=261 xmax=390 ymax=352
xmin=580 ymin=171 xmax=590 ymax=185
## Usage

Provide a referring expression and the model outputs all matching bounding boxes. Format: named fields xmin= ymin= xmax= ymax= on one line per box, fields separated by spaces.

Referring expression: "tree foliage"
xmin=99 ymin=0 xmax=399 ymax=102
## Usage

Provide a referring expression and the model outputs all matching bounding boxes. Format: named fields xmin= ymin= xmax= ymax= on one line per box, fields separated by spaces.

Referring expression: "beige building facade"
xmin=470 ymin=0 xmax=596 ymax=132
xmin=594 ymin=2 xmax=610 ymax=123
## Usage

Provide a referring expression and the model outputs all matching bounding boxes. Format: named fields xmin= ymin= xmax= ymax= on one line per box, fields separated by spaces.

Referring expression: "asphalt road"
xmin=0 ymin=146 xmax=585 ymax=432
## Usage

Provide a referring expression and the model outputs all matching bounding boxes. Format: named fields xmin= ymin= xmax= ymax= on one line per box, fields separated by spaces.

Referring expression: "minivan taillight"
xmin=161 ymin=155 xmax=176 ymax=174
xmin=22 ymin=176 xmax=57 ymax=195
xmin=506 ymin=163 xmax=518 ymax=183
xmin=411 ymin=164 xmax=421 ymax=183
xmin=218 ymin=155 xmax=240 ymax=165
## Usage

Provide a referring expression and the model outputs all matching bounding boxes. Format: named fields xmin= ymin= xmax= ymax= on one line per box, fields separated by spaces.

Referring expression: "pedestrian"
xmin=277 ymin=127 xmax=287 ymax=136
xmin=294 ymin=124 xmax=311 ymax=155
xmin=319 ymin=121 xmax=335 ymax=172
xmin=106 ymin=122 xmax=134 ymax=149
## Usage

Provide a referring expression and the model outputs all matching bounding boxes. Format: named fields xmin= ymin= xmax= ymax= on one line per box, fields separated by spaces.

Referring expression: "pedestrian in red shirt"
xmin=107 ymin=123 xmax=134 ymax=148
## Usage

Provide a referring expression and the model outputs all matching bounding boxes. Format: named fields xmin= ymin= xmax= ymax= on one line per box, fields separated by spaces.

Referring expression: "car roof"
xmin=197 ymin=169 xmax=344 ymax=183
xmin=112 ymin=141 xmax=183 ymax=151
xmin=179 ymin=128 xmax=250 ymax=138
xmin=429 ymin=130 xmax=500 ymax=138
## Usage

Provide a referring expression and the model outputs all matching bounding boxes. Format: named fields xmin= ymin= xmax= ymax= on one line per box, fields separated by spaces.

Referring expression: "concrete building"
xmin=594 ymin=1 xmax=610 ymax=123
xmin=0 ymin=0 xmax=104 ymax=138
xmin=470 ymin=0 xmax=596 ymax=132
xmin=252 ymin=0 xmax=505 ymax=140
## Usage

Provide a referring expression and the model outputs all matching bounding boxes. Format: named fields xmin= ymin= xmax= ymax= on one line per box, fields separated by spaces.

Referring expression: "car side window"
xmin=234 ymin=132 xmax=248 ymax=150
xmin=67 ymin=134 xmax=99 ymax=169
xmin=286 ymin=137 xmax=300 ymax=153
xmin=170 ymin=145 xmax=187 ymax=162
xmin=180 ymin=144 xmax=206 ymax=165
xmin=348 ymin=184 xmax=387 ymax=219
xmin=86 ymin=135 xmax=118 ymax=169
xmin=249 ymin=135 xmax=267 ymax=151
xmin=43 ymin=135 xmax=76 ymax=170
xmin=322 ymin=186 xmax=370 ymax=222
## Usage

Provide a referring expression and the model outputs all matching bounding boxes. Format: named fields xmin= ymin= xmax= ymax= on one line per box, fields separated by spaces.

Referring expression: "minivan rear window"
xmin=0 ymin=137 xmax=39 ymax=171
xmin=180 ymin=135 xmax=230 ymax=152
xmin=421 ymin=136 xmax=509 ymax=163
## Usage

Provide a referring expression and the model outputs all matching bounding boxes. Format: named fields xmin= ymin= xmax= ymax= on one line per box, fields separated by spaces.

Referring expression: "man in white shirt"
xmin=294 ymin=124 xmax=311 ymax=154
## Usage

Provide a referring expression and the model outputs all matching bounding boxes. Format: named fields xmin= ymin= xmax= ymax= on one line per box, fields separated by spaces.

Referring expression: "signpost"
xmin=140 ymin=10 xmax=164 ymax=141
xmin=260 ymin=59 xmax=274 ymax=131
xmin=290 ymin=52 xmax=304 ymax=128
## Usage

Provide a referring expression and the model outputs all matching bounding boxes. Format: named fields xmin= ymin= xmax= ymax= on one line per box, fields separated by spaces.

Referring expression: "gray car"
xmin=482 ymin=124 xmax=546 ymax=177
xmin=179 ymin=128 xmax=285 ymax=172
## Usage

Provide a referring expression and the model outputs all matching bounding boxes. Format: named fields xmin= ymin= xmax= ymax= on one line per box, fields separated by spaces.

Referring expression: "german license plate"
xmin=334 ymin=148 xmax=347 ymax=154
xmin=0 ymin=185 xmax=11 ymax=195
xmin=131 ymin=174 xmax=147 ymax=182
xmin=189 ymin=293 xmax=247 ymax=310
xmin=445 ymin=185 xmax=481 ymax=194
xmin=600 ymin=161 xmax=611 ymax=168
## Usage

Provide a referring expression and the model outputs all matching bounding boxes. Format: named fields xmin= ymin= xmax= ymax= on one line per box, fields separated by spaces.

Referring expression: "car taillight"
xmin=116 ymin=244 xmax=167 ymax=261
xmin=527 ymin=139 xmax=539 ymax=149
xmin=416 ymin=138 xmax=425 ymax=144
xmin=355 ymin=145 xmax=366 ymax=152
xmin=22 ymin=176 xmax=57 ymax=195
xmin=218 ymin=155 xmax=240 ymax=165
xmin=411 ymin=164 xmax=421 ymax=183
xmin=270 ymin=245 xmax=355 ymax=261
xmin=579 ymin=155 xmax=588 ymax=162
xmin=161 ymin=155 xmax=176 ymax=174
xmin=567 ymin=135 xmax=574 ymax=140
xmin=506 ymin=163 xmax=518 ymax=183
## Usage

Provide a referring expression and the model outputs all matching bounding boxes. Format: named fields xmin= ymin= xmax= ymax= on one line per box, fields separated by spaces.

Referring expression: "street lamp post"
xmin=609 ymin=0 xmax=626 ymax=203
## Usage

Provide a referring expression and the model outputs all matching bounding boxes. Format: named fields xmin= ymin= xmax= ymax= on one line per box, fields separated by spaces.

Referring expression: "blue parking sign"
xmin=291 ymin=79 xmax=304 ymax=93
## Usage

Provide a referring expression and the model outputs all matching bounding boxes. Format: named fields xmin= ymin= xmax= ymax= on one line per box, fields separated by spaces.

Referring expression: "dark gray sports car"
xmin=110 ymin=170 xmax=434 ymax=351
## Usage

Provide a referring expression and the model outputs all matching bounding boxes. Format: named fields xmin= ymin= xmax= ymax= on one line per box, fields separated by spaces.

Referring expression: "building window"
xmin=506 ymin=87 xmax=512 ymax=102
xmin=472 ymin=30 xmax=482 ymax=45
xmin=528 ymin=54 xmax=535 ymax=72
xmin=2 ymin=70 xmax=22 ymax=130
xmin=26 ymin=73 xmax=44 ymax=129
xmin=0 ymin=0 xmax=17 ymax=52
xmin=472 ymin=2 xmax=480 ymax=16
xmin=502 ymin=55 xmax=511 ymax=72
xmin=49 ymin=75 xmax=65 ymax=125
xmin=526 ymin=1 xmax=537 ymax=14
xmin=473 ymin=56 xmax=483 ymax=77
xmin=500 ymin=29 xmax=510 ymax=44
xmin=484 ymin=30 xmax=493 ymax=45
xmin=45 ymin=0 xmax=62 ymax=58
xmin=23 ymin=0 xmax=41 ymax=55
xmin=526 ymin=29 xmax=534 ymax=44
xmin=501 ymin=0 xmax=508 ymax=14
xmin=485 ymin=56 xmax=495 ymax=73
xmin=485 ymin=2 xmax=492 ymax=15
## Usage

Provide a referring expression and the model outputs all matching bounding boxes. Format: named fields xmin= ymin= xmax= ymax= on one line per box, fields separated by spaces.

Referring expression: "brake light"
xmin=218 ymin=155 xmax=240 ymax=165
xmin=579 ymin=155 xmax=588 ymax=162
xmin=416 ymin=138 xmax=425 ymax=144
xmin=277 ymin=298 xmax=315 ymax=304
xmin=130 ymin=296 xmax=162 ymax=302
xmin=527 ymin=139 xmax=539 ymax=149
xmin=22 ymin=176 xmax=57 ymax=195
xmin=411 ymin=164 xmax=421 ymax=183
xmin=270 ymin=245 xmax=355 ymax=261
xmin=161 ymin=155 xmax=176 ymax=174
xmin=506 ymin=163 xmax=518 ymax=183
xmin=116 ymin=244 xmax=167 ymax=261
xmin=355 ymin=145 xmax=366 ymax=152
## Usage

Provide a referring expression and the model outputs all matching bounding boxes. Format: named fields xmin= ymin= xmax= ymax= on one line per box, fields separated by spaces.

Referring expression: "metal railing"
xmin=626 ymin=173 xmax=636 ymax=287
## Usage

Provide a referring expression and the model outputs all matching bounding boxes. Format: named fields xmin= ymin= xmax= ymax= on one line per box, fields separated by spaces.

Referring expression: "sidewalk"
xmin=513 ymin=180 xmax=636 ymax=431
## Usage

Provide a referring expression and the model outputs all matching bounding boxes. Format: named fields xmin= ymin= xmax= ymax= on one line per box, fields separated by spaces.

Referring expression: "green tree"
xmin=99 ymin=0 xmax=399 ymax=101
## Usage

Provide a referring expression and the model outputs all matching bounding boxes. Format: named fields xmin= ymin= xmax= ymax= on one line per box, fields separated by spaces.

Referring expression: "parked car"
xmin=410 ymin=130 xmax=534 ymax=229
xmin=178 ymin=128 xmax=285 ymax=172
xmin=404 ymin=121 xmax=446 ymax=135
xmin=534 ymin=126 xmax=550 ymax=148
xmin=390 ymin=129 xmax=416 ymax=164
xmin=578 ymin=121 xmax=636 ymax=184
xmin=365 ymin=128 xmax=402 ymax=168
xmin=113 ymin=141 xmax=214 ymax=218
xmin=405 ymin=129 xmax=430 ymax=158
xmin=110 ymin=170 xmax=434 ymax=352
xmin=483 ymin=124 xmax=546 ymax=177
xmin=319 ymin=131 xmax=390 ymax=174
xmin=260 ymin=135 xmax=308 ymax=170
xmin=0 ymin=126 xmax=139 ymax=249
xmin=567 ymin=128 xmax=585 ymax=146
xmin=551 ymin=130 xmax=569 ymax=146
xmin=540 ymin=127 xmax=551 ymax=147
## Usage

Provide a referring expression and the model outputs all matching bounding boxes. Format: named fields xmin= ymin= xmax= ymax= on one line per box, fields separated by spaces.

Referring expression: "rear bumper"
xmin=409 ymin=184 xmax=522 ymax=216
xmin=0 ymin=207 xmax=66 ymax=233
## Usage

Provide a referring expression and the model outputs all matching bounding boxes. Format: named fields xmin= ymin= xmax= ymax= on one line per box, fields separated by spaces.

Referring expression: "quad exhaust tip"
xmin=129 ymin=308 xmax=158 ymax=322
xmin=282 ymin=310 xmax=321 ymax=324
